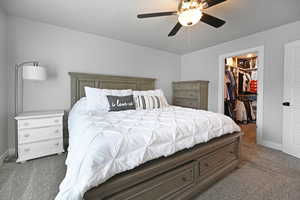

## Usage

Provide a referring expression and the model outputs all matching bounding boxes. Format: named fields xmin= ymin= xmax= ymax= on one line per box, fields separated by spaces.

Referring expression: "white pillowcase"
xmin=132 ymin=89 xmax=162 ymax=96
xmin=133 ymin=89 xmax=169 ymax=109
xmin=70 ymin=97 xmax=88 ymax=114
xmin=85 ymin=87 xmax=133 ymax=113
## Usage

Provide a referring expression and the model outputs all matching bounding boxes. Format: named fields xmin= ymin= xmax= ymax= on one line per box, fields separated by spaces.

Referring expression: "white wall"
xmin=181 ymin=20 xmax=300 ymax=146
xmin=0 ymin=8 xmax=8 ymax=160
xmin=7 ymin=17 xmax=181 ymax=151
xmin=6 ymin=15 xmax=300 ymax=152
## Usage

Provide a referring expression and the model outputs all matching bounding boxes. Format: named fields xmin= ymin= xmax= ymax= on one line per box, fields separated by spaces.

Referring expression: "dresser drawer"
xmin=198 ymin=142 xmax=238 ymax=178
xmin=174 ymin=98 xmax=199 ymax=109
xmin=18 ymin=126 xmax=63 ymax=144
xmin=108 ymin=162 xmax=194 ymax=200
xmin=174 ymin=89 xmax=199 ymax=99
xmin=18 ymin=116 xmax=62 ymax=129
xmin=18 ymin=139 xmax=63 ymax=162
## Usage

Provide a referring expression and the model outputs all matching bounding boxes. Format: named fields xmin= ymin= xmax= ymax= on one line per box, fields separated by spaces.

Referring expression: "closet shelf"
xmin=240 ymin=68 xmax=258 ymax=71
xmin=226 ymin=65 xmax=257 ymax=72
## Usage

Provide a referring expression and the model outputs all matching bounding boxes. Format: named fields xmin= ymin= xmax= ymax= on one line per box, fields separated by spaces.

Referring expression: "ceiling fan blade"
xmin=200 ymin=13 xmax=226 ymax=28
xmin=168 ymin=22 xmax=182 ymax=37
xmin=137 ymin=11 xmax=177 ymax=19
xmin=203 ymin=0 xmax=226 ymax=8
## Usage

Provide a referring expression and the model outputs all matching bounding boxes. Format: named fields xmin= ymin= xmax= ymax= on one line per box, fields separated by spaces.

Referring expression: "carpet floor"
xmin=1 ymin=141 xmax=300 ymax=200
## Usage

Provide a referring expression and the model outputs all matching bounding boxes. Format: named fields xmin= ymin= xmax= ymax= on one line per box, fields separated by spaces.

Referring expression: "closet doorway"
xmin=218 ymin=46 xmax=264 ymax=146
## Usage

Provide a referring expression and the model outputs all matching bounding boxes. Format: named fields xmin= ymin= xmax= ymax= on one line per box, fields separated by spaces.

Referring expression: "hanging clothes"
xmin=225 ymin=70 xmax=236 ymax=101
xmin=242 ymin=74 xmax=247 ymax=92
xmin=224 ymin=101 xmax=235 ymax=119
xmin=243 ymin=101 xmax=253 ymax=121
xmin=226 ymin=70 xmax=236 ymax=88
xmin=251 ymin=70 xmax=258 ymax=80
xmin=250 ymin=104 xmax=256 ymax=121
xmin=250 ymin=80 xmax=257 ymax=93
xmin=238 ymin=72 xmax=244 ymax=93
xmin=224 ymin=74 xmax=230 ymax=100
xmin=245 ymin=73 xmax=252 ymax=92
xmin=235 ymin=100 xmax=248 ymax=122
xmin=239 ymin=72 xmax=252 ymax=93
xmin=251 ymin=101 xmax=257 ymax=118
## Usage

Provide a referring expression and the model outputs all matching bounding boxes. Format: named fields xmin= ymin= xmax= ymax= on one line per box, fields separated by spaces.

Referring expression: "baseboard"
xmin=0 ymin=150 xmax=9 ymax=166
xmin=261 ymin=140 xmax=282 ymax=151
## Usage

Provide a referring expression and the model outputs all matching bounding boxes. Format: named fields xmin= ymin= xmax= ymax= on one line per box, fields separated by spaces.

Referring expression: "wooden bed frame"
xmin=69 ymin=72 xmax=242 ymax=200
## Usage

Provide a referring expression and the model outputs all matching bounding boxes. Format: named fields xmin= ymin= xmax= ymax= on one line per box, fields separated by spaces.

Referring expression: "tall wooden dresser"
xmin=172 ymin=80 xmax=209 ymax=110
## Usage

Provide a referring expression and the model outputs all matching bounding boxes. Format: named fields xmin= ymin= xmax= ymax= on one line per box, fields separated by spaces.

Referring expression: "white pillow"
xmin=132 ymin=89 xmax=162 ymax=96
xmin=85 ymin=87 xmax=133 ymax=112
xmin=133 ymin=89 xmax=169 ymax=109
xmin=70 ymin=97 xmax=88 ymax=114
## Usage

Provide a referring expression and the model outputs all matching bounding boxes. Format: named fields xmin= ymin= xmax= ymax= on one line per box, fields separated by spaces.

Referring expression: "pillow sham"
xmin=85 ymin=87 xmax=133 ymax=112
xmin=133 ymin=89 xmax=169 ymax=109
xmin=106 ymin=95 xmax=136 ymax=112
xmin=135 ymin=95 xmax=166 ymax=110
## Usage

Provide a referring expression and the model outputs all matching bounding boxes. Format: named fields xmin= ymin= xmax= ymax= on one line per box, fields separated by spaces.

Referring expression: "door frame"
xmin=218 ymin=46 xmax=264 ymax=145
xmin=283 ymin=40 xmax=300 ymax=158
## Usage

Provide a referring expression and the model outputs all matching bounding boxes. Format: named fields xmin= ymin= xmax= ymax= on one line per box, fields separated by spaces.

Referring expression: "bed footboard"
xmin=84 ymin=132 xmax=243 ymax=200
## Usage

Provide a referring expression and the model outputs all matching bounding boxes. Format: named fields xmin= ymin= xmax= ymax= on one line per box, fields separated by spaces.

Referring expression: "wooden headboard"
xmin=69 ymin=72 xmax=156 ymax=106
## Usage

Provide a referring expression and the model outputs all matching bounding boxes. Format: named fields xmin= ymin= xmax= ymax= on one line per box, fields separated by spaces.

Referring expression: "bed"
xmin=56 ymin=72 xmax=242 ymax=200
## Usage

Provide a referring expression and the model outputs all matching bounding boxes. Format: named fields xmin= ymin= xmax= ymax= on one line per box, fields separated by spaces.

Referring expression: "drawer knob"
xmin=182 ymin=177 xmax=187 ymax=182
xmin=54 ymin=130 xmax=59 ymax=134
xmin=54 ymin=119 xmax=59 ymax=123
xmin=24 ymin=134 xmax=30 ymax=138
xmin=24 ymin=148 xmax=30 ymax=152
xmin=54 ymin=143 xmax=60 ymax=146
xmin=24 ymin=122 xmax=29 ymax=126
xmin=204 ymin=163 xmax=209 ymax=167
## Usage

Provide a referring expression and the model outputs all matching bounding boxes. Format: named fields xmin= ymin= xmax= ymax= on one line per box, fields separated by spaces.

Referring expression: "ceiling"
xmin=1 ymin=0 xmax=300 ymax=54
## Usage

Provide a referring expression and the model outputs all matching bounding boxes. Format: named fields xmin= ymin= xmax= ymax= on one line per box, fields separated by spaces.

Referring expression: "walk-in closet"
xmin=224 ymin=53 xmax=258 ymax=144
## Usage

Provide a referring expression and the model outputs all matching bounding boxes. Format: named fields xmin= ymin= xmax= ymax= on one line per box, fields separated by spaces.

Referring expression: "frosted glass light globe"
xmin=178 ymin=9 xmax=203 ymax=27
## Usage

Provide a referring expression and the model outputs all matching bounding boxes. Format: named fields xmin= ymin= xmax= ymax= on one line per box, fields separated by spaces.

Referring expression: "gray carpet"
xmin=1 ymin=143 xmax=300 ymax=200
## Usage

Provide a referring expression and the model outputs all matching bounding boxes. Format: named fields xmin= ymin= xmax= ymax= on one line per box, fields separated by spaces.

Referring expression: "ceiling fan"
xmin=137 ymin=0 xmax=227 ymax=37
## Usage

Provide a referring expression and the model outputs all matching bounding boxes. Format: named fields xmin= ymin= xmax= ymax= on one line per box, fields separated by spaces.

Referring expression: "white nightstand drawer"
xmin=19 ymin=126 xmax=63 ymax=144
xmin=18 ymin=139 xmax=63 ymax=162
xmin=18 ymin=116 xmax=62 ymax=129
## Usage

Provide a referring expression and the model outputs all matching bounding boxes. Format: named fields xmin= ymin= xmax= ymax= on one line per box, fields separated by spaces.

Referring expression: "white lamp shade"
xmin=22 ymin=65 xmax=47 ymax=81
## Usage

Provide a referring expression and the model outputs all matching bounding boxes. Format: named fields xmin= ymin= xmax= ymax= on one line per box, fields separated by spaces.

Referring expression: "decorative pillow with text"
xmin=106 ymin=95 xmax=136 ymax=112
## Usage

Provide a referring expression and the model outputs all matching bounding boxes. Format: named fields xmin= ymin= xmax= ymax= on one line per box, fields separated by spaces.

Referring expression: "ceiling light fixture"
xmin=178 ymin=9 xmax=203 ymax=27
xmin=137 ymin=0 xmax=227 ymax=37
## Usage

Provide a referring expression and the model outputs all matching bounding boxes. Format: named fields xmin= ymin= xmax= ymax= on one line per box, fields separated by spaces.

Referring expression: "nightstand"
xmin=15 ymin=110 xmax=65 ymax=163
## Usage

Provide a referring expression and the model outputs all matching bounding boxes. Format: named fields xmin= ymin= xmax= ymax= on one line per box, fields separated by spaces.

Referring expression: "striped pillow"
xmin=135 ymin=95 xmax=166 ymax=110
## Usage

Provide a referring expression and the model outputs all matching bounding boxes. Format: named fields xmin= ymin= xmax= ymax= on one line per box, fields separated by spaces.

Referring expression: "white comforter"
xmin=56 ymin=102 xmax=240 ymax=200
